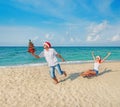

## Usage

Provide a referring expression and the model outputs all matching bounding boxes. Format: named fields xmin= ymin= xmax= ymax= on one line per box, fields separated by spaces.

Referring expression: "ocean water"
xmin=0 ymin=46 xmax=120 ymax=66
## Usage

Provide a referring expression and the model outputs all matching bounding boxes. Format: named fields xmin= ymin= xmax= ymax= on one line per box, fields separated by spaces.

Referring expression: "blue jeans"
xmin=49 ymin=64 xmax=64 ymax=78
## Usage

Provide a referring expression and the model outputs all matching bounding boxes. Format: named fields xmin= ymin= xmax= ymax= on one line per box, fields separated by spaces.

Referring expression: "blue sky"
xmin=0 ymin=0 xmax=120 ymax=46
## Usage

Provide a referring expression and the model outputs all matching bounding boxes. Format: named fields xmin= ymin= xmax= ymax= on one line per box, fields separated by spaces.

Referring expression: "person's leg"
xmin=87 ymin=71 xmax=96 ymax=77
xmin=50 ymin=66 xmax=59 ymax=84
xmin=80 ymin=70 xmax=93 ymax=77
xmin=81 ymin=69 xmax=96 ymax=77
xmin=80 ymin=70 xmax=90 ymax=76
xmin=55 ymin=64 xmax=67 ymax=77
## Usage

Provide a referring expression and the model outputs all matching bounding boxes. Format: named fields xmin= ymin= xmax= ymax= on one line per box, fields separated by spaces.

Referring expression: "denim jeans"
xmin=49 ymin=64 xmax=64 ymax=78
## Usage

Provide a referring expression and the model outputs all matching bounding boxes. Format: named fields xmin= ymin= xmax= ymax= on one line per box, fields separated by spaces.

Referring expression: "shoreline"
xmin=0 ymin=60 xmax=120 ymax=68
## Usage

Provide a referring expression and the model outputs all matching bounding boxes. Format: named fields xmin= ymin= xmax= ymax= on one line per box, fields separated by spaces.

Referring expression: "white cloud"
xmin=111 ymin=34 xmax=120 ymax=42
xmin=0 ymin=20 xmax=120 ymax=46
xmin=87 ymin=35 xmax=100 ymax=42
xmin=86 ymin=21 xmax=108 ymax=42
xmin=70 ymin=37 xmax=74 ymax=43
xmin=88 ymin=20 xmax=108 ymax=34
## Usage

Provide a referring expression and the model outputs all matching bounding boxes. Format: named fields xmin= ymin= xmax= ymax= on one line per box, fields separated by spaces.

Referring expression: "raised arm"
xmin=56 ymin=53 xmax=65 ymax=62
xmin=91 ymin=51 xmax=95 ymax=61
xmin=102 ymin=52 xmax=111 ymax=61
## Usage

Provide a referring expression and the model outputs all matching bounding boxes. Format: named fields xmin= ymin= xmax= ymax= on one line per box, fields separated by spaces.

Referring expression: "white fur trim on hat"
xmin=43 ymin=41 xmax=51 ymax=48
xmin=96 ymin=56 xmax=101 ymax=60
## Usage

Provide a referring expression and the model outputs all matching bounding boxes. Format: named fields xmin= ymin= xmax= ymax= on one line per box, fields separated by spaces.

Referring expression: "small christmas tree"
xmin=28 ymin=40 xmax=35 ymax=54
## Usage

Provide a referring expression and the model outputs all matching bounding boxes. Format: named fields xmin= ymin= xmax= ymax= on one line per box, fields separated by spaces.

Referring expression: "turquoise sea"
xmin=0 ymin=46 xmax=120 ymax=67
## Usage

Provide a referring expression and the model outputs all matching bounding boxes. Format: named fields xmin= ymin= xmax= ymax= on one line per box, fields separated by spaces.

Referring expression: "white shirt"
xmin=93 ymin=62 xmax=100 ymax=71
xmin=39 ymin=48 xmax=58 ymax=66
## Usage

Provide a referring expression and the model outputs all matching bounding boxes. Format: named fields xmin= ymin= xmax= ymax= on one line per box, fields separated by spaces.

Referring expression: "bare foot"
xmin=54 ymin=81 xmax=59 ymax=84
xmin=63 ymin=71 xmax=67 ymax=77
xmin=80 ymin=73 xmax=83 ymax=76
xmin=53 ymin=78 xmax=59 ymax=84
xmin=80 ymin=72 xmax=85 ymax=77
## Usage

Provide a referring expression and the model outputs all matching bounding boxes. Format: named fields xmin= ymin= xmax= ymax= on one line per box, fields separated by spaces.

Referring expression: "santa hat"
xmin=96 ymin=56 xmax=101 ymax=60
xmin=43 ymin=41 xmax=51 ymax=48
xmin=96 ymin=56 xmax=102 ymax=63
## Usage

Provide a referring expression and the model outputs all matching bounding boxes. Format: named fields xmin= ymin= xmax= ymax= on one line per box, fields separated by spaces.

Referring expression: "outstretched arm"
xmin=31 ymin=53 xmax=40 ymax=59
xmin=102 ymin=52 xmax=111 ymax=61
xmin=91 ymin=51 xmax=95 ymax=61
xmin=56 ymin=54 xmax=65 ymax=62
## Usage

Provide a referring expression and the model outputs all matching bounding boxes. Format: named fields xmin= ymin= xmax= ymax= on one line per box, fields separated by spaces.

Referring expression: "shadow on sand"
xmin=60 ymin=72 xmax=83 ymax=82
xmin=98 ymin=68 xmax=112 ymax=76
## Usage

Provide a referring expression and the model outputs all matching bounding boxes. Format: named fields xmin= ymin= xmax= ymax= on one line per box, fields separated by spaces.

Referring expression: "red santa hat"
xmin=43 ymin=41 xmax=51 ymax=48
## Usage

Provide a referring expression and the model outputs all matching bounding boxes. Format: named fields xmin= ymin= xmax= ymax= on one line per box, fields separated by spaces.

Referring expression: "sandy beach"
xmin=0 ymin=61 xmax=120 ymax=107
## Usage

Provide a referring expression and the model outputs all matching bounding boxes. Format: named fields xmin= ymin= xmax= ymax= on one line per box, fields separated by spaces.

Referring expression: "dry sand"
xmin=0 ymin=61 xmax=120 ymax=107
